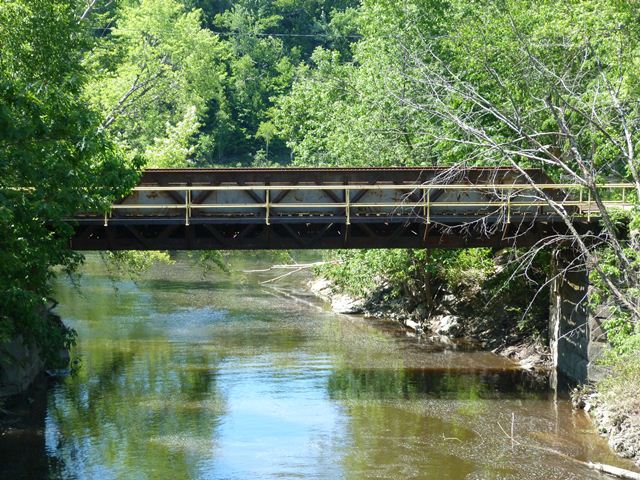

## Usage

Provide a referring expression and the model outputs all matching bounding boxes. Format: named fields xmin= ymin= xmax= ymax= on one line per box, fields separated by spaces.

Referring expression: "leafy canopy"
xmin=0 ymin=0 xmax=138 ymax=356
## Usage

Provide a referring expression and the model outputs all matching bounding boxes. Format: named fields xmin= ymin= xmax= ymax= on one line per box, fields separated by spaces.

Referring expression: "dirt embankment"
xmin=573 ymin=384 xmax=640 ymax=467
xmin=308 ymin=277 xmax=551 ymax=372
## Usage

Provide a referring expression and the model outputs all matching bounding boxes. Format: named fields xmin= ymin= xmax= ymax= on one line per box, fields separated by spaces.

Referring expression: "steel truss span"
xmin=68 ymin=167 xmax=634 ymax=251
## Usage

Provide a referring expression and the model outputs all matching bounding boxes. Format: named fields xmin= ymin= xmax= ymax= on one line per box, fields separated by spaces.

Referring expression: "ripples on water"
xmin=0 ymin=256 xmax=636 ymax=479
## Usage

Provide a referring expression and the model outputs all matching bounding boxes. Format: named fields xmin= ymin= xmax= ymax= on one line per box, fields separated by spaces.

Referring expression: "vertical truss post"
xmin=422 ymin=187 xmax=431 ymax=243
xmin=506 ymin=186 xmax=512 ymax=224
xmin=345 ymin=187 xmax=350 ymax=225
xmin=622 ymin=185 xmax=627 ymax=206
xmin=265 ymin=188 xmax=270 ymax=225
xmin=587 ymin=188 xmax=592 ymax=222
xmin=424 ymin=187 xmax=431 ymax=224
xmin=185 ymin=189 xmax=191 ymax=226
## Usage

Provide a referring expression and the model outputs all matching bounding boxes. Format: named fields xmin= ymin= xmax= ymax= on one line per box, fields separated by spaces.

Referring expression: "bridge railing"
xmin=88 ymin=182 xmax=636 ymax=226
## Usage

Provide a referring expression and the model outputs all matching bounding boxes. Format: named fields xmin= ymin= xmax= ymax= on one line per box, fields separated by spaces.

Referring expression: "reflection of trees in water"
xmin=45 ymin=342 xmax=226 ymax=479
xmin=342 ymin=403 xmax=480 ymax=478
xmin=327 ymin=368 xmax=549 ymax=401
xmin=328 ymin=368 xmax=554 ymax=478
xmin=328 ymin=369 xmax=522 ymax=479
xmin=46 ymin=265 xmax=320 ymax=479
xmin=332 ymin=381 xmax=479 ymax=479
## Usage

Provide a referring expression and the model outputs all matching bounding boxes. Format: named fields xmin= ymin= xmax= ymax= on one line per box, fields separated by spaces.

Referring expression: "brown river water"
xmin=0 ymin=255 xmax=638 ymax=479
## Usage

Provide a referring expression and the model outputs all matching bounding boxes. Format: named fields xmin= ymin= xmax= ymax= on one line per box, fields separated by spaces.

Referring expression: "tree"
xmin=386 ymin=0 xmax=640 ymax=323
xmin=0 ymin=0 xmax=138 ymax=357
xmin=85 ymin=0 xmax=228 ymax=167
xmin=256 ymin=121 xmax=277 ymax=158
xmin=83 ymin=0 xmax=234 ymax=275
xmin=271 ymin=0 xmax=447 ymax=167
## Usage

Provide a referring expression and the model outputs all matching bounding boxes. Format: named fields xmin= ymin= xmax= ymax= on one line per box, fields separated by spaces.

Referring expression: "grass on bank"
xmin=597 ymin=336 xmax=640 ymax=415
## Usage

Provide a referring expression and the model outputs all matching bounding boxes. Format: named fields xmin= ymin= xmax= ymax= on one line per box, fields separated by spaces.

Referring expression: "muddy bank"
xmin=574 ymin=387 xmax=640 ymax=468
xmin=308 ymin=277 xmax=551 ymax=372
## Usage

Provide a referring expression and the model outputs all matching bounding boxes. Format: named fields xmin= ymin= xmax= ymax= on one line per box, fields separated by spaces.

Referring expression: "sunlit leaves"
xmin=85 ymin=0 xmax=227 ymax=164
xmin=0 ymin=0 xmax=138 ymax=356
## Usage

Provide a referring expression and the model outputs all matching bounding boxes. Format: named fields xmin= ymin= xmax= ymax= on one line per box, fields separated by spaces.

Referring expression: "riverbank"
xmin=308 ymin=277 xmax=551 ymax=372
xmin=573 ymin=360 xmax=640 ymax=468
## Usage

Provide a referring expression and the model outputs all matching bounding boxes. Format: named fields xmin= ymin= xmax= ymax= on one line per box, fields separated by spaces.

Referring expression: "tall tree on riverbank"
xmin=85 ymin=0 xmax=227 ymax=168
xmin=274 ymin=0 xmax=640 ymax=350
xmin=384 ymin=0 xmax=640 ymax=332
xmin=0 ymin=0 xmax=139 ymax=357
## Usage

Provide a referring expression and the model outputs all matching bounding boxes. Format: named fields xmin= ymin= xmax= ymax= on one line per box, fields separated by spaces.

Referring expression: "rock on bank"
xmin=0 ymin=312 xmax=70 ymax=398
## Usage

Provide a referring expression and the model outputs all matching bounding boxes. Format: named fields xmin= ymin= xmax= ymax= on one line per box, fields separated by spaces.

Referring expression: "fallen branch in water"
xmin=536 ymin=445 xmax=640 ymax=480
xmin=587 ymin=463 xmax=640 ymax=480
xmin=242 ymin=261 xmax=341 ymax=284
xmin=243 ymin=261 xmax=340 ymax=274
xmin=442 ymin=433 xmax=463 ymax=442
xmin=260 ymin=267 xmax=305 ymax=284
xmin=497 ymin=412 xmax=640 ymax=479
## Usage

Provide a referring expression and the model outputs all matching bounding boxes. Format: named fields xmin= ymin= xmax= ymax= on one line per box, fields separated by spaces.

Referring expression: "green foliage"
xmin=271 ymin=1 xmax=450 ymax=166
xmin=188 ymin=0 xmax=359 ymax=162
xmin=86 ymin=0 xmax=227 ymax=167
xmin=481 ymin=251 xmax=552 ymax=339
xmin=273 ymin=0 xmax=640 ymax=355
xmin=188 ymin=251 xmax=229 ymax=274
xmin=100 ymin=251 xmax=174 ymax=281
xmin=438 ymin=249 xmax=495 ymax=291
xmin=77 ymin=0 xmax=360 ymax=165
xmin=255 ymin=121 xmax=277 ymax=157
xmin=144 ymin=107 xmax=201 ymax=168
xmin=597 ymin=351 xmax=640 ymax=409
xmin=318 ymin=249 xmax=494 ymax=301
xmin=0 ymin=0 xmax=139 ymax=358
xmin=320 ymin=247 xmax=549 ymax=340
xmin=588 ymin=208 xmax=640 ymax=361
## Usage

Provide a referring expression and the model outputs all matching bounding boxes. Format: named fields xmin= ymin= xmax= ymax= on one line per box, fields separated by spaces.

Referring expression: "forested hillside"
xmin=83 ymin=0 xmax=359 ymax=166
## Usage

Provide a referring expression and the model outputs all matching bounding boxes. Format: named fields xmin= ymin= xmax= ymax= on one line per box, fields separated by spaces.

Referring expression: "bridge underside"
xmin=71 ymin=219 xmax=591 ymax=251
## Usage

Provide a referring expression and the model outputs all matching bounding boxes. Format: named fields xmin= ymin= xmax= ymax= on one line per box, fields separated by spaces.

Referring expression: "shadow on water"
xmin=0 ymin=378 xmax=65 ymax=480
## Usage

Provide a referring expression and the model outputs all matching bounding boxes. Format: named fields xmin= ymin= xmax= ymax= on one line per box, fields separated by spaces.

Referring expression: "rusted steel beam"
xmin=137 ymin=167 xmax=550 ymax=186
xmin=69 ymin=218 xmax=597 ymax=251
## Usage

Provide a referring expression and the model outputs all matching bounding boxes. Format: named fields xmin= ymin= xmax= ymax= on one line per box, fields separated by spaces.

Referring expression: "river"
xmin=0 ymin=255 xmax=636 ymax=479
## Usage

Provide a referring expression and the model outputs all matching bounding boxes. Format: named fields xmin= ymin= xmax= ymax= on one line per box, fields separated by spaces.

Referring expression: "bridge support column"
xmin=549 ymin=250 xmax=609 ymax=386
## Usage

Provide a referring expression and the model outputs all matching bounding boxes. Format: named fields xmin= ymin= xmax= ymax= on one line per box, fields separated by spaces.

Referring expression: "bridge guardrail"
xmin=77 ymin=182 xmax=637 ymax=227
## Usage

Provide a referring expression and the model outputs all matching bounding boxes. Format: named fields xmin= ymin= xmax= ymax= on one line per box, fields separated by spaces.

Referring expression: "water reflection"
xmin=1 ymin=256 xmax=637 ymax=479
xmin=328 ymin=368 xmax=551 ymax=401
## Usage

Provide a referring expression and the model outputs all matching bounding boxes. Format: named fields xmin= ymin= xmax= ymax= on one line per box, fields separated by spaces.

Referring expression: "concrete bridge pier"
xmin=549 ymin=250 xmax=609 ymax=386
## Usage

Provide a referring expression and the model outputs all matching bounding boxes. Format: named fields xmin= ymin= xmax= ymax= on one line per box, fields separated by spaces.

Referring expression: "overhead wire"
xmin=90 ymin=26 xmax=363 ymax=40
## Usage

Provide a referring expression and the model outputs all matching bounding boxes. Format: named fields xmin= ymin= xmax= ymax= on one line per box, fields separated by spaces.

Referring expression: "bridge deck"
xmin=69 ymin=168 xmax=634 ymax=250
